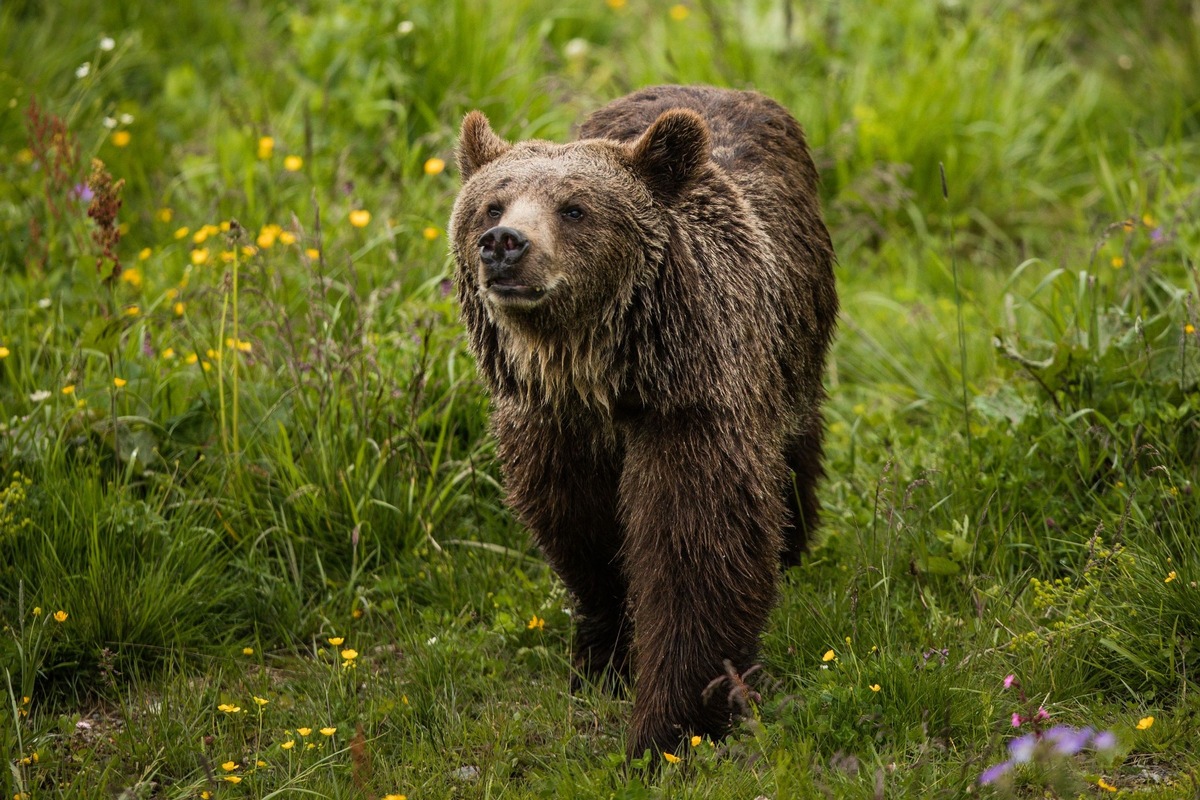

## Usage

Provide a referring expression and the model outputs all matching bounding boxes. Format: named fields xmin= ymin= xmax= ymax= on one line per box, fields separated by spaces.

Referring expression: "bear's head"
xmin=450 ymin=108 xmax=711 ymax=334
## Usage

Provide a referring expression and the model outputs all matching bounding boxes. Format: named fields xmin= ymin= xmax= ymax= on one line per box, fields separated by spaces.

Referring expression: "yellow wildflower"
xmin=1186 ymin=323 xmax=1196 ymax=335
xmin=328 ymin=636 xmax=344 ymax=646
xmin=284 ymin=155 xmax=303 ymax=171
xmin=1136 ymin=716 xmax=1154 ymax=730
xmin=256 ymin=760 xmax=266 ymax=767
xmin=217 ymin=703 xmax=241 ymax=713
xmin=662 ymin=752 xmax=681 ymax=764
xmin=191 ymin=248 xmax=209 ymax=265
xmin=296 ymin=727 xmax=312 ymax=736
xmin=125 ymin=305 xmax=140 ymax=316
xmin=0 ymin=346 xmax=10 ymax=359
xmin=424 ymin=157 xmax=445 ymax=176
xmin=138 ymin=247 xmax=152 ymax=260
xmin=257 ymin=136 xmax=275 ymax=159
xmin=62 ymin=385 xmax=75 ymax=395
xmin=223 ymin=775 xmax=242 ymax=784
xmin=162 ymin=348 xmax=176 ymax=360
xmin=305 ymin=247 xmax=321 ymax=260
xmin=822 ymin=649 xmax=836 ymax=662
xmin=527 ymin=615 xmax=545 ymax=631
xmin=120 ymin=267 xmax=143 ymax=288
xmin=320 ymin=727 xmax=336 ymax=736
xmin=111 ymin=131 xmax=131 ymax=147
xmin=174 ymin=302 xmax=185 ymax=316
xmin=113 ymin=377 xmax=127 ymax=387
xmin=349 ymin=209 xmax=371 ymax=228
xmin=1142 ymin=213 xmax=1157 ymax=228
xmin=174 ymin=226 xmax=190 ymax=239
xmin=669 ymin=4 xmax=689 ymax=21
xmin=281 ymin=740 xmax=295 ymax=750
xmin=157 ymin=208 xmax=173 ymax=223
xmin=690 ymin=735 xmax=702 ymax=747
xmin=423 ymin=226 xmax=439 ymax=241
xmin=221 ymin=761 xmax=238 ymax=772
xmin=279 ymin=231 xmax=296 ymax=245
xmin=870 ymin=684 xmax=881 ymax=692
xmin=340 ymin=648 xmax=358 ymax=661
xmin=242 ymin=647 xmax=254 ymax=655
xmin=257 ymin=224 xmax=280 ymax=249
xmin=1097 ymin=778 xmax=1118 ymax=792
xmin=253 ymin=696 xmax=268 ymax=706
xmin=1165 ymin=571 xmax=1177 ymax=583
xmin=32 ymin=607 xmax=41 ymax=616
xmin=352 ymin=608 xmax=363 ymax=619
xmin=1111 ymin=256 xmax=1125 ymax=268
xmin=382 ymin=795 xmax=407 ymax=800
xmin=606 ymin=0 xmax=626 ymax=8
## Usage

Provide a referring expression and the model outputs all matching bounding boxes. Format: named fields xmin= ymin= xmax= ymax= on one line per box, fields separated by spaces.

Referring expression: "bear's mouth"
xmin=486 ymin=278 xmax=548 ymax=307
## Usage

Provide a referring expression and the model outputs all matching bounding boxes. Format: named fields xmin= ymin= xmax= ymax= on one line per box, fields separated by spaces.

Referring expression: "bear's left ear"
xmin=629 ymin=109 xmax=710 ymax=202
xmin=457 ymin=111 xmax=511 ymax=181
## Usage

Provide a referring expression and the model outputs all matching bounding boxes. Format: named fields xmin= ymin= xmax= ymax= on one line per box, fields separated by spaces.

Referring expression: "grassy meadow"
xmin=2 ymin=0 xmax=1199 ymax=797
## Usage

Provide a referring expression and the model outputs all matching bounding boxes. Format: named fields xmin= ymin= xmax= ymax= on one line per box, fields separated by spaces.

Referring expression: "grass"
xmin=2 ymin=0 xmax=1199 ymax=797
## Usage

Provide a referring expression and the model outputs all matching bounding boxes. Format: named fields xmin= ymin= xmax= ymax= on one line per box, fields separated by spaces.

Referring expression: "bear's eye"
xmin=486 ymin=204 xmax=503 ymax=219
xmin=560 ymin=206 xmax=585 ymax=222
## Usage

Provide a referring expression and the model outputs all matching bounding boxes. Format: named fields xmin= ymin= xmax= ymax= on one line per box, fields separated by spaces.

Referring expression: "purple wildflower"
xmin=1045 ymin=725 xmax=1092 ymax=756
xmin=1092 ymin=730 xmax=1117 ymax=753
xmin=1009 ymin=733 xmax=1038 ymax=763
xmin=979 ymin=760 xmax=1013 ymax=785
xmin=72 ymin=183 xmax=95 ymax=203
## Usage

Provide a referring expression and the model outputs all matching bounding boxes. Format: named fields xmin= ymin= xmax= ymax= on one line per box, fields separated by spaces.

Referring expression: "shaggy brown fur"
xmin=449 ymin=85 xmax=837 ymax=760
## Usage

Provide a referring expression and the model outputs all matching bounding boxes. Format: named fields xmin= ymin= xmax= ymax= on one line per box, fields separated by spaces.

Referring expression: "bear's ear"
xmin=457 ymin=111 xmax=511 ymax=181
xmin=629 ymin=109 xmax=710 ymax=202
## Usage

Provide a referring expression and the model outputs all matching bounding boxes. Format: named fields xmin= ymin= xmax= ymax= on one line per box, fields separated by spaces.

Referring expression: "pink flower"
xmin=1012 ymin=713 xmax=1023 ymax=728
xmin=1003 ymin=674 xmax=1016 ymax=689
xmin=1035 ymin=707 xmax=1050 ymax=722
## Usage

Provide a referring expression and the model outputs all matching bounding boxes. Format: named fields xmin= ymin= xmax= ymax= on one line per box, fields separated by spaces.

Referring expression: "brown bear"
xmin=449 ymin=85 xmax=837 ymax=760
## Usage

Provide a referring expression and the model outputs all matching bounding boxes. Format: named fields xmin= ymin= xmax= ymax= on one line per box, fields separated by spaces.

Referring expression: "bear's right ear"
xmin=457 ymin=111 xmax=511 ymax=181
xmin=629 ymin=108 xmax=710 ymax=202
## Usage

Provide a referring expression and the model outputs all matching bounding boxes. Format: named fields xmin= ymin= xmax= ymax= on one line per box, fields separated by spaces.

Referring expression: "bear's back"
xmin=578 ymin=85 xmax=822 ymax=226
xmin=580 ymin=85 xmax=837 ymax=396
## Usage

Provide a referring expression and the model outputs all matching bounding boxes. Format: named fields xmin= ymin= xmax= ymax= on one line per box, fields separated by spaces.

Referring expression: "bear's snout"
xmin=478 ymin=226 xmax=530 ymax=273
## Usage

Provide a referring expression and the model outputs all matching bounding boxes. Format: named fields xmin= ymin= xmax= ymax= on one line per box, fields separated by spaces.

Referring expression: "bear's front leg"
xmin=493 ymin=404 xmax=632 ymax=687
xmin=619 ymin=412 xmax=787 ymax=760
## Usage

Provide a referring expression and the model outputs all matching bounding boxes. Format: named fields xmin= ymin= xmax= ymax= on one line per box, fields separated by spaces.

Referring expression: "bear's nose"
xmin=478 ymin=226 xmax=530 ymax=269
